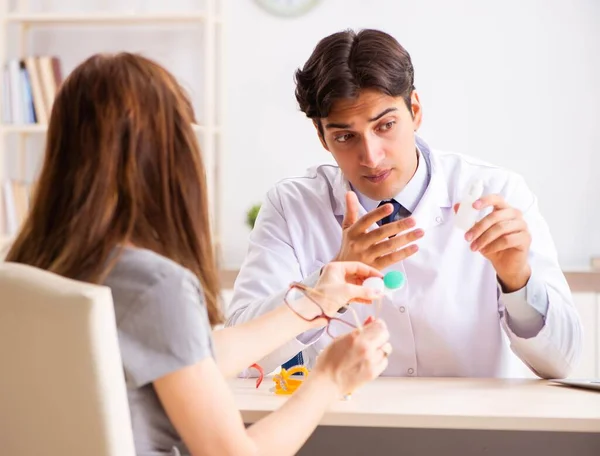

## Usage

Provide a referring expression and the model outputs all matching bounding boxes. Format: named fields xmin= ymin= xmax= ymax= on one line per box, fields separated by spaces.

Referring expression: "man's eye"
xmin=379 ymin=121 xmax=396 ymax=131
xmin=335 ymin=133 xmax=353 ymax=143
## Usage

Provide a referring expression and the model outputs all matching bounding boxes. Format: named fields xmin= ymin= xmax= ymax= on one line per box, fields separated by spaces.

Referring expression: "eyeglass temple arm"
xmin=304 ymin=285 xmax=364 ymax=331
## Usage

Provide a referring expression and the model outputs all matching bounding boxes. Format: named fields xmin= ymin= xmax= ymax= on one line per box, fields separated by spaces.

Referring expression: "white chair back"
xmin=0 ymin=262 xmax=135 ymax=455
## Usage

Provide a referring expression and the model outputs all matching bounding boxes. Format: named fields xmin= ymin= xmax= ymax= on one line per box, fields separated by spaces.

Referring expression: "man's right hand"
xmin=334 ymin=191 xmax=424 ymax=270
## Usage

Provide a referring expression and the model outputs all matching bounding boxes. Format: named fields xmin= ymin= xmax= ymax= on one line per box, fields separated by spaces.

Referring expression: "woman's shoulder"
xmin=104 ymin=247 xmax=203 ymax=317
xmin=109 ymin=246 xmax=199 ymax=287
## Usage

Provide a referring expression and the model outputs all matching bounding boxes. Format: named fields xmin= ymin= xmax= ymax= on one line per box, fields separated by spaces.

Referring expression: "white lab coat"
xmin=227 ymin=138 xmax=582 ymax=379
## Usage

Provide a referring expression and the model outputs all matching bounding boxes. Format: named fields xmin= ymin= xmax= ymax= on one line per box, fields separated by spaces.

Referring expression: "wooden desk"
xmin=231 ymin=377 xmax=600 ymax=433
xmin=220 ymin=268 xmax=600 ymax=293
xmin=231 ymin=377 xmax=600 ymax=455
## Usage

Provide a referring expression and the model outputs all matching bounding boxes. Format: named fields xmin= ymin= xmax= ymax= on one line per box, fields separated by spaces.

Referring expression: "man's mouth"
xmin=364 ymin=169 xmax=392 ymax=184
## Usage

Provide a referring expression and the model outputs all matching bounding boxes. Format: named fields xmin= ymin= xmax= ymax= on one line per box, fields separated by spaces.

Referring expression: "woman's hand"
xmin=312 ymin=319 xmax=391 ymax=395
xmin=312 ymin=261 xmax=383 ymax=317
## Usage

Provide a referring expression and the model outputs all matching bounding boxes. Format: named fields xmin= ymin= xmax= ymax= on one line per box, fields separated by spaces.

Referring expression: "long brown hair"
xmin=6 ymin=52 xmax=222 ymax=325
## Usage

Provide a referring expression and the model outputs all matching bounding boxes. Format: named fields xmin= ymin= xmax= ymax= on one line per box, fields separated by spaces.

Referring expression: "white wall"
xmin=6 ymin=0 xmax=599 ymax=269
xmin=222 ymin=0 xmax=600 ymax=269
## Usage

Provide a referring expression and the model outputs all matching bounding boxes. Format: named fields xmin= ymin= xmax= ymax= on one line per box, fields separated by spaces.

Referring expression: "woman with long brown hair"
xmin=6 ymin=53 xmax=391 ymax=456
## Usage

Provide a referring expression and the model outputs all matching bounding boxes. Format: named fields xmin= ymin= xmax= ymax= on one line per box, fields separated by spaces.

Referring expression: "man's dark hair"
xmin=295 ymin=29 xmax=415 ymax=138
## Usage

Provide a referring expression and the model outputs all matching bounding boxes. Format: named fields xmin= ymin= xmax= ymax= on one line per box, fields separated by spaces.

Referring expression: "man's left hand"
xmin=455 ymin=194 xmax=531 ymax=292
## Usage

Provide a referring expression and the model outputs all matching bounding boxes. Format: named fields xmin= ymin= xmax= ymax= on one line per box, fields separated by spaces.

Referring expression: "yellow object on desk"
xmin=271 ymin=365 xmax=309 ymax=395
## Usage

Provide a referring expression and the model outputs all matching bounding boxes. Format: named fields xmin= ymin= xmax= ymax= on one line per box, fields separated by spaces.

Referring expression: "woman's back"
xmin=105 ymin=247 xmax=214 ymax=455
xmin=5 ymin=51 xmax=391 ymax=456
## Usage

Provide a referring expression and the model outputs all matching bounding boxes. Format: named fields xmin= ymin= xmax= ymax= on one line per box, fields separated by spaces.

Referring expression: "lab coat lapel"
xmin=411 ymin=137 xmax=453 ymax=232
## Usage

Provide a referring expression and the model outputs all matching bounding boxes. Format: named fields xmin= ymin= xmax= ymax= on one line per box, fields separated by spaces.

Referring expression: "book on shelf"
xmin=2 ymin=56 xmax=63 ymax=126
xmin=24 ymin=57 xmax=48 ymax=125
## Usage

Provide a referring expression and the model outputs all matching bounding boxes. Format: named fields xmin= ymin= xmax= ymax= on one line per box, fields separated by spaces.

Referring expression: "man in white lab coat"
xmin=226 ymin=29 xmax=582 ymax=379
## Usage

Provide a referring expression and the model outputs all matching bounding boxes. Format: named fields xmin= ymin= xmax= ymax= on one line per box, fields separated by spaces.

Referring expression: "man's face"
xmin=317 ymin=89 xmax=422 ymax=201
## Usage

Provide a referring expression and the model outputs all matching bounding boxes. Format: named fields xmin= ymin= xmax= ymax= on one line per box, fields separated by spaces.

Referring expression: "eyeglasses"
xmin=248 ymin=282 xmax=384 ymax=391
xmin=284 ymin=282 xmax=371 ymax=339
xmin=246 ymin=280 xmax=365 ymax=391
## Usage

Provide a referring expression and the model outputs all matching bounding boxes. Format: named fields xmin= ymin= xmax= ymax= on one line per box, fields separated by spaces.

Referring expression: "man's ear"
xmin=313 ymin=120 xmax=329 ymax=151
xmin=410 ymin=91 xmax=423 ymax=131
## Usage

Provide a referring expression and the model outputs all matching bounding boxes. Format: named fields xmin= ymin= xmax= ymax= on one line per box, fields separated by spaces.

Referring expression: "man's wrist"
xmin=497 ymin=265 xmax=531 ymax=293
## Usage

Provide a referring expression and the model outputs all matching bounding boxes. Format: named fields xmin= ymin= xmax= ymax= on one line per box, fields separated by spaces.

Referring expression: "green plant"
xmin=246 ymin=203 xmax=262 ymax=230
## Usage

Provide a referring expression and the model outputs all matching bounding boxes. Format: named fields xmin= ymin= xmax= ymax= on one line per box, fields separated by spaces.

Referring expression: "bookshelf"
xmin=5 ymin=12 xmax=220 ymax=25
xmin=0 ymin=1 xmax=225 ymax=263
xmin=0 ymin=123 xmax=219 ymax=136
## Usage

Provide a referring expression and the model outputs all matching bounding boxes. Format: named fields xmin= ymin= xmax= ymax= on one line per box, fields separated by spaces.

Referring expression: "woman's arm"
xmin=154 ymin=320 xmax=390 ymax=456
xmin=213 ymin=304 xmax=317 ymax=377
xmin=213 ymin=261 xmax=383 ymax=378
xmin=155 ymin=357 xmax=336 ymax=456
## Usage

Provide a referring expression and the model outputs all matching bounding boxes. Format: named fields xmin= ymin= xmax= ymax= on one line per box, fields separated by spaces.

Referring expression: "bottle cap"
xmin=383 ymin=271 xmax=406 ymax=290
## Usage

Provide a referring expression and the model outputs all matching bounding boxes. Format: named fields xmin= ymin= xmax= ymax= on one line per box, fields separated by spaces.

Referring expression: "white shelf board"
xmin=5 ymin=12 xmax=222 ymax=26
xmin=0 ymin=124 xmax=220 ymax=135
xmin=0 ymin=124 xmax=48 ymax=135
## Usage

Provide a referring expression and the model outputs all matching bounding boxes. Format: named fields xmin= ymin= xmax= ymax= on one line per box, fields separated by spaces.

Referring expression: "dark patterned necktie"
xmin=377 ymin=199 xmax=410 ymax=225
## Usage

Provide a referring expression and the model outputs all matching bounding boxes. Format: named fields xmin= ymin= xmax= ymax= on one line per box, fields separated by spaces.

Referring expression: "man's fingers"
xmin=349 ymin=204 xmax=394 ymax=234
xmin=472 ymin=219 xmax=526 ymax=252
xmin=369 ymin=228 xmax=424 ymax=258
xmin=342 ymin=191 xmax=361 ymax=229
xmin=373 ymin=244 xmax=419 ymax=270
xmin=480 ymin=231 xmax=531 ymax=255
xmin=466 ymin=208 xmax=520 ymax=242
xmin=473 ymin=193 xmax=510 ymax=211
xmin=363 ymin=216 xmax=418 ymax=244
